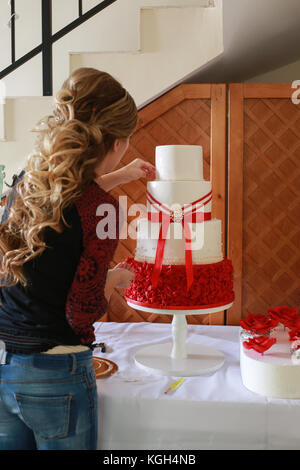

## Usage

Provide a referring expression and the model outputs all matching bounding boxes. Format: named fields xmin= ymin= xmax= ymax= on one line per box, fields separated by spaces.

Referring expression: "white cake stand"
xmin=126 ymin=301 xmax=233 ymax=377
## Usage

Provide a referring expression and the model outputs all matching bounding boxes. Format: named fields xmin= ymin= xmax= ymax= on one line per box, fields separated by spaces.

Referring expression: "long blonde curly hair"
xmin=0 ymin=67 xmax=138 ymax=287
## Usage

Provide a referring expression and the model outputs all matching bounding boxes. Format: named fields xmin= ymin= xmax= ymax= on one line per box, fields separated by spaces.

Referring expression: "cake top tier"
xmin=155 ymin=145 xmax=203 ymax=181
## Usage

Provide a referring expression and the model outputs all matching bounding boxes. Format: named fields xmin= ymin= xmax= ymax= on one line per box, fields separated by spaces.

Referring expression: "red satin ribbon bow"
xmin=146 ymin=190 xmax=212 ymax=291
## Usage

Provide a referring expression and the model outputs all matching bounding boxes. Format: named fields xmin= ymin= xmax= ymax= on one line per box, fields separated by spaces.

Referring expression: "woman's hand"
xmin=119 ymin=158 xmax=156 ymax=184
xmin=95 ymin=158 xmax=156 ymax=192
xmin=113 ymin=262 xmax=136 ymax=288
xmin=104 ymin=262 xmax=135 ymax=302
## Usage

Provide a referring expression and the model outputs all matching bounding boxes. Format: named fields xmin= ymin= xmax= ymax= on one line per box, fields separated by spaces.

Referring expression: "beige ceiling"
xmin=185 ymin=0 xmax=300 ymax=82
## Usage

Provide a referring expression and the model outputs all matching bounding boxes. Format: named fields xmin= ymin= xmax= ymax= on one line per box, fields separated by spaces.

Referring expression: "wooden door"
xmin=228 ymin=83 xmax=300 ymax=325
xmin=106 ymin=83 xmax=227 ymax=325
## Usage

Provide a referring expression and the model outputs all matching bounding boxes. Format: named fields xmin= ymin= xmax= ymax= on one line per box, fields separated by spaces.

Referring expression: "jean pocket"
xmin=15 ymin=393 xmax=71 ymax=440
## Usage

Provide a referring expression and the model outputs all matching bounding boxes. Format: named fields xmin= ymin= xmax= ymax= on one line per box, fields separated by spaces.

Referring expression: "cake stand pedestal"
xmin=126 ymin=301 xmax=233 ymax=377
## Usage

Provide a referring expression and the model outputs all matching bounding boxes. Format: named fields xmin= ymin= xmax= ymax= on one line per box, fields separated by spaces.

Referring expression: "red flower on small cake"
xmin=290 ymin=339 xmax=300 ymax=352
xmin=240 ymin=313 xmax=278 ymax=334
xmin=268 ymin=305 xmax=299 ymax=327
xmin=285 ymin=318 xmax=300 ymax=331
xmin=289 ymin=328 xmax=300 ymax=342
xmin=243 ymin=336 xmax=276 ymax=354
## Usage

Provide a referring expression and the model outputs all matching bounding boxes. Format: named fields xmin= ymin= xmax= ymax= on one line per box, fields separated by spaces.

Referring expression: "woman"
xmin=0 ymin=67 xmax=155 ymax=450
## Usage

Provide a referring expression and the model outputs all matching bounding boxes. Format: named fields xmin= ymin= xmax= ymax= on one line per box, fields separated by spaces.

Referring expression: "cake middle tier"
xmin=147 ymin=181 xmax=212 ymax=212
xmin=135 ymin=218 xmax=223 ymax=265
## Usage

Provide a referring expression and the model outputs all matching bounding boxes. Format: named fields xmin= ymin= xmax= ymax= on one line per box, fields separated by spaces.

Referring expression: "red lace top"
xmin=65 ymin=182 xmax=119 ymax=344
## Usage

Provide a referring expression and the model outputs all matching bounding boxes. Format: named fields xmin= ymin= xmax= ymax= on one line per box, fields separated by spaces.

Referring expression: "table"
xmin=93 ymin=321 xmax=300 ymax=450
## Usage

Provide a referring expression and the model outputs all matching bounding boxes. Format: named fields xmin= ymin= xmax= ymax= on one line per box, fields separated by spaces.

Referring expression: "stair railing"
xmin=0 ymin=0 xmax=118 ymax=198
xmin=0 ymin=0 xmax=118 ymax=96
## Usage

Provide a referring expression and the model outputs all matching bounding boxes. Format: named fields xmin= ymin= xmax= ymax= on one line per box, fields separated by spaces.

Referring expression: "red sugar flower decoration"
xmin=240 ymin=313 xmax=278 ymax=334
xmin=289 ymin=328 xmax=300 ymax=342
xmin=284 ymin=317 xmax=300 ymax=330
xmin=243 ymin=336 xmax=276 ymax=354
xmin=268 ymin=305 xmax=299 ymax=328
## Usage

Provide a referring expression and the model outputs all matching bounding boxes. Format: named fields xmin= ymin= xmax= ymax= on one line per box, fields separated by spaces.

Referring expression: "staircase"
xmin=0 ymin=0 xmax=223 ymax=186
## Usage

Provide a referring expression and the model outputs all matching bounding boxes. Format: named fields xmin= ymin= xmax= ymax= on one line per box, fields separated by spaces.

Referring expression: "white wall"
xmin=247 ymin=58 xmax=300 ymax=82
xmin=1 ymin=97 xmax=54 ymax=188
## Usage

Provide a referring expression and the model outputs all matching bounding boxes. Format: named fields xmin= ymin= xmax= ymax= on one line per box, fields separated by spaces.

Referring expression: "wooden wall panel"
xmin=228 ymin=83 xmax=300 ymax=325
xmin=105 ymin=83 xmax=227 ymax=325
xmin=2 ymin=83 xmax=298 ymax=328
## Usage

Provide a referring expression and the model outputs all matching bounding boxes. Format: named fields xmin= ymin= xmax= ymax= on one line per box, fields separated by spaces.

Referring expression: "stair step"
xmin=70 ymin=6 xmax=223 ymax=107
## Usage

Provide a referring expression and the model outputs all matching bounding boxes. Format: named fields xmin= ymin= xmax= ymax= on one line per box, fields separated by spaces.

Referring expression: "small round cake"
xmin=240 ymin=327 xmax=300 ymax=399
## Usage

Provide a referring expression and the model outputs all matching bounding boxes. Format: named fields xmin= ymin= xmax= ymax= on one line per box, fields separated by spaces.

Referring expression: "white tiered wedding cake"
xmin=125 ymin=145 xmax=234 ymax=310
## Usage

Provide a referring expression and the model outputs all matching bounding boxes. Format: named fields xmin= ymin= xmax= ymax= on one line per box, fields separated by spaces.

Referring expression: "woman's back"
xmin=0 ymin=179 xmax=118 ymax=353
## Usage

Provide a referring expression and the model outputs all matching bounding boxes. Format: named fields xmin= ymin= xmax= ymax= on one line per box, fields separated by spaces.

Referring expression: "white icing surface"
xmin=135 ymin=218 xmax=223 ymax=265
xmin=156 ymin=145 xmax=203 ymax=181
xmin=240 ymin=328 xmax=300 ymax=398
xmin=147 ymin=181 xmax=212 ymax=212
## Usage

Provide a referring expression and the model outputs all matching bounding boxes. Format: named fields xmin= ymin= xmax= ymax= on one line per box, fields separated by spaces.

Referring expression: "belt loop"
xmin=70 ymin=354 xmax=77 ymax=374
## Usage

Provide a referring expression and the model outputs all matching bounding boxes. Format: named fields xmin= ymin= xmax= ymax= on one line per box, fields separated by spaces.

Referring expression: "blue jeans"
xmin=0 ymin=348 xmax=98 ymax=450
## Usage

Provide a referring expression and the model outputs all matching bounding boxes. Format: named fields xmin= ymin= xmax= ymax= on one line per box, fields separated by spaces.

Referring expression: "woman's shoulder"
xmin=74 ymin=181 xmax=120 ymax=244
xmin=74 ymin=181 xmax=119 ymax=235
xmin=76 ymin=181 xmax=119 ymax=212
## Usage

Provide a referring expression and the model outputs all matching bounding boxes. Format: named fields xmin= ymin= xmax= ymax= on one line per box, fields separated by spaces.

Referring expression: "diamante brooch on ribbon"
xmin=170 ymin=208 xmax=183 ymax=223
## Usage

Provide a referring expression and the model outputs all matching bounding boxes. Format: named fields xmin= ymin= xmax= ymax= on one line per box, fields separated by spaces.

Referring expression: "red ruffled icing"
xmin=125 ymin=257 xmax=234 ymax=309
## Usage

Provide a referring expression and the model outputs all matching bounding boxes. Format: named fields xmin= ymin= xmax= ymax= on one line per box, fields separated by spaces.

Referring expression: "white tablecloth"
xmin=93 ymin=321 xmax=300 ymax=450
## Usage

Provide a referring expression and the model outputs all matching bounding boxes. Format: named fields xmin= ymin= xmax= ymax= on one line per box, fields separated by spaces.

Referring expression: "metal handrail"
xmin=0 ymin=0 xmax=118 ymax=96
